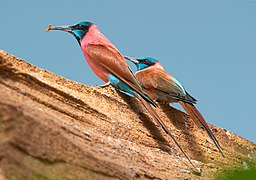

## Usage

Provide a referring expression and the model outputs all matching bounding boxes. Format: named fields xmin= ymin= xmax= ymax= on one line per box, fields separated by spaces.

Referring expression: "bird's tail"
xmin=134 ymin=92 xmax=196 ymax=169
xmin=179 ymin=101 xmax=224 ymax=157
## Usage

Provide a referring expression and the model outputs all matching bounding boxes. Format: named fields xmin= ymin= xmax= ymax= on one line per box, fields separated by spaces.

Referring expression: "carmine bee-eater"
xmin=125 ymin=56 xmax=224 ymax=157
xmin=45 ymin=21 xmax=196 ymax=168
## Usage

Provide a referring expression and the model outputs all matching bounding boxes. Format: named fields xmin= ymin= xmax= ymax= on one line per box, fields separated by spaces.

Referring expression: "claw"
xmin=98 ymin=82 xmax=111 ymax=88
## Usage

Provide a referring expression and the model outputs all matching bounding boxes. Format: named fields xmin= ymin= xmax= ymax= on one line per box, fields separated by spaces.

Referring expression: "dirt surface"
xmin=0 ymin=50 xmax=255 ymax=179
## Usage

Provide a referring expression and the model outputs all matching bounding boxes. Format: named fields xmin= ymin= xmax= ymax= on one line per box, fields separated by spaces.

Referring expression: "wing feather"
xmin=85 ymin=44 xmax=156 ymax=106
xmin=135 ymin=68 xmax=195 ymax=103
xmin=86 ymin=44 xmax=143 ymax=91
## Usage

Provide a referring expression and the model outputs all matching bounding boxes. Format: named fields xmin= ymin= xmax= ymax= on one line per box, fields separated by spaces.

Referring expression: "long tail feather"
xmin=134 ymin=92 xmax=196 ymax=169
xmin=133 ymin=88 xmax=157 ymax=107
xmin=179 ymin=101 xmax=224 ymax=157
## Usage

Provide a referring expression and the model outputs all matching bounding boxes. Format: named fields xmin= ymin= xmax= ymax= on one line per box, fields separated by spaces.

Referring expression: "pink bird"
xmin=46 ymin=22 xmax=196 ymax=168
xmin=125 ymin=56 xmax=224 ymax=157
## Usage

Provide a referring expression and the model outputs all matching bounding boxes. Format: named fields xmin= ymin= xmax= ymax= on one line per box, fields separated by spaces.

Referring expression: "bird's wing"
xmin=85 ymin=44 xmax=156 ymax=106
xmin=135 ymin=68 xmax=195 ymax=103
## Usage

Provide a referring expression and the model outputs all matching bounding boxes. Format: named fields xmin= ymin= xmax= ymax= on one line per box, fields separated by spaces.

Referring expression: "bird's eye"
xmin=143 ymin=60 xmax=154 ymax=65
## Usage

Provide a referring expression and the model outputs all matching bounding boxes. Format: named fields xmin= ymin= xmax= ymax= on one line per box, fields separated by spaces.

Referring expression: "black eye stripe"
xmin=142 ymin=60 xmax=154 ymax=65
xmin=75 ymin=24 xmax=84 ymax=29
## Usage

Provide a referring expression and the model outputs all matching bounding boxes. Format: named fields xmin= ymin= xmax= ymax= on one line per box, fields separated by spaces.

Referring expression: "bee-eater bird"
xmin=46 ymin=22 xmax=196 ymax=168
xmin=125 ymin=56 xmax=224 ymax=157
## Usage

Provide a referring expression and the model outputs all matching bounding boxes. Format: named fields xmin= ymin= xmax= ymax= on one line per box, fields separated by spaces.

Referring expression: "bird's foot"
xmin=97 ymin=82 xmax=111 ymax=88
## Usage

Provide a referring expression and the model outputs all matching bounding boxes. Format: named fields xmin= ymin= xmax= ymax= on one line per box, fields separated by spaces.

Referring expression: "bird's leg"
xmin=97 ymin=81 xmax=111 ymax=88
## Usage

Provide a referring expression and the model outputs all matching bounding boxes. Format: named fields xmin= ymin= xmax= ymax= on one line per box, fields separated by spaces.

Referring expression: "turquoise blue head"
xmin=48 ymin=21 xmax=93 ymax=44
xmin=124 ymin=56 xmax=159 ymax=71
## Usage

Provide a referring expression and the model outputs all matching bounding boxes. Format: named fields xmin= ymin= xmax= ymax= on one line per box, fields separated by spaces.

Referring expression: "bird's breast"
xmin=83 ymin=52 xmax=109 ymax=83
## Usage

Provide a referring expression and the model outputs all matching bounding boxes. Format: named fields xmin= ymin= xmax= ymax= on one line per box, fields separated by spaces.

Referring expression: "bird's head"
xmin=124 ymin=56 xmax=159 ymax=71
xmin=47 ymin=21 xmax=93 ymax=44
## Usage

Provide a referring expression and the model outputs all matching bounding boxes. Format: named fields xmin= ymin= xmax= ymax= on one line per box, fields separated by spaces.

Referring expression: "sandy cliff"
xmin=0 ymin=50 xmax=255 ymax=179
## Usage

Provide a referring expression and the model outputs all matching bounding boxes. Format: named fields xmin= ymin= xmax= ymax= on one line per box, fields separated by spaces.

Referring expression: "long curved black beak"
xmin=124 ymin=56 xmax=139 ymax=64
xmin=45 ymin=24 xmax=72 ymax=33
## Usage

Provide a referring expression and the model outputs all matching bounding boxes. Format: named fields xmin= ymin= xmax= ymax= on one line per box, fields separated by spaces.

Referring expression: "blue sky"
xmin=1 ymin=1 xmax=255 ymax=143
